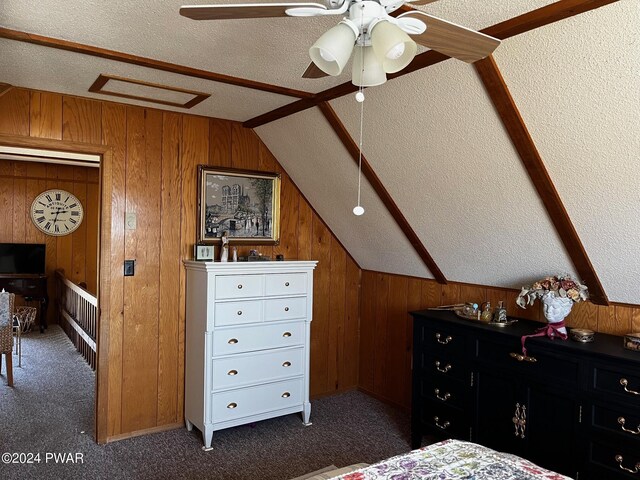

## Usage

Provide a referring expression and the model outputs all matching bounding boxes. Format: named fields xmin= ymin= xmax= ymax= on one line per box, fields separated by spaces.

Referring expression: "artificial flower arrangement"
xmin=516 ymin=274 xmax=589 ymax=309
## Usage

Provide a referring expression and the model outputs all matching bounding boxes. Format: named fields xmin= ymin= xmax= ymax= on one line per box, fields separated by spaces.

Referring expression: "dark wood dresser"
xmin=0 ymin=274 xmax=48 ymax=332
xmin=411 ymin=309 xmax=640 ymax=479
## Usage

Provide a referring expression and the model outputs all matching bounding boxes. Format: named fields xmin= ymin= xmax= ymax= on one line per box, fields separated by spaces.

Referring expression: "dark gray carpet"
xmin=1 ymin=325 xmax=432 ymax=480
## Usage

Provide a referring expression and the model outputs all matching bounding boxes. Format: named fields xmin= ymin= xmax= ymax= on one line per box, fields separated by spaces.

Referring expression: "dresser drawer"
xmin=212 ymin=347 xmax=304 ymax=391
xmin=265 ymin=273 xmax=307 ymax=296
xmin=420 ymin=375 xmax=469 ymax=409
xmin=591 ymin=364 xmax=640 ymax=406
xmin=588 ymin=439 xmax=640 ymax=479
xmin=420 ymin=400 xmax=470 ymax=440
xmin=212 ymin=321 xmax=304 ymax=356
xmin=477 ymin=339 xmax=579 ymax=384
xmin=264 ymin=296 xmax=307 ymax=322
xmin=215 ymin=274 xmax=264 ymax=299
xmin=215 ymin=299 xmax=262 ymax=326
xmin=419 ymin=325 xmax=466 ymax=357
xmin=591 ymin=402 xmax=640 ymax=440
xmin=211 ymin=378 xmax=303 ymax=423
xmin=420 ymin=353 xmax=469 ymax=383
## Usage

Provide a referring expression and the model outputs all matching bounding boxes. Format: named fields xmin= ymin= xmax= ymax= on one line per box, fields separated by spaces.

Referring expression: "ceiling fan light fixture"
xmin=352 ymin=45 xmax=386 ymax=87
xmin=309 ymin=20 xmax=358 ymax=76
xmin=370 ymin=20 xmax=417 ymax=73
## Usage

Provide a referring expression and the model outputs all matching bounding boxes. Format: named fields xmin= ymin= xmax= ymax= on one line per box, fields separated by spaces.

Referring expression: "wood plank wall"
xmin=0 ymin=159 xmax=99 ymax=323
xmin=0 ymin=87 xmax=360 ymax=439
xmin=359 ymin=270 xmax=640 ymax=411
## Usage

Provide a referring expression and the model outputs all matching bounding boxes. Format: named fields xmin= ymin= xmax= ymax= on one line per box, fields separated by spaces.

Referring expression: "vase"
xmin=541 ymin=293 xmax=572 ymax=335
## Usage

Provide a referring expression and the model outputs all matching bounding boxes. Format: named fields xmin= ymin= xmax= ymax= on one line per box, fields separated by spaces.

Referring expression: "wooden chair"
xmin=0 ymin=289 xmax=15 ymax=386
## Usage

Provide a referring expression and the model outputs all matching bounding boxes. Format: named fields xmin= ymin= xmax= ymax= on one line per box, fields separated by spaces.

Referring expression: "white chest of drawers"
xmin=183 ymin=260 xmax=317 ymax=448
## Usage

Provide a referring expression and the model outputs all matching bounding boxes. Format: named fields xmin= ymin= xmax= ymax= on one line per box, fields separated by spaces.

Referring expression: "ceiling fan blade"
xmin=180 ymin=2 xmax=327 ymax=20
xmin=402 ymin=11 xmax=500 ymax=63
xmin=302 ymin=62 xmax=329 ymax=79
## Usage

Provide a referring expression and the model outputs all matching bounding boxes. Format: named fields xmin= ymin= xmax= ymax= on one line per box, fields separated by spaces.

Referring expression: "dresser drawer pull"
xmin=237 ymin=310 xmax=243 ymax=316
xmin=620 ymin=378 xmax=640 ymax=395
xmin=227 ymin=370 xmax=238 ymax=376
xmin=433 ymin=416 xmax=450 ymax=430
xmin=434 ymin=360 xmax=453 ymax=373
xmin=618 ymin=417 xmax=640 ymax=435
xmin=615 ymin=455 xmax=640 ymax=474
xmin=227 ymin=402 xmax=237 ymax=409
xmin=510 ymin=352 xmax=537 ymax=363
xmin=434 ymin=361 xmax=452 ymax=373
xmin=283 ymin=332 xmax=292 ymax=338
xmin=284 ymin=307 xmax=289 ymax=312
xmin=282 ymin=361 xmax=291 ymax=367
xmin=434 ymin=388 xmax=451 ymax=402
xmin=237 ymin=284 xmax=243 ymax=289
xmin=435 ymin=333 xmax=452 ymax=345
xmin=281 ymin=392 xmax=290 ymax=398
xmin=228 ymin=338 xmax=239 ymax=344
xmin=285 ymin=282 xmax=290 ymax=287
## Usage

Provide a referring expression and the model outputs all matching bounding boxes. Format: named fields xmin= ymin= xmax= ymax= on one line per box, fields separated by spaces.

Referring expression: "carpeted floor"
xmin=1 ymin=325 xmax=429 ymax=480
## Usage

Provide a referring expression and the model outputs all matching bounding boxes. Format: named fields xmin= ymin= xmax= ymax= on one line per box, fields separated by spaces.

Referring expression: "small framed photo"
xmin=194 ymin=244 xmax=215 ymax=261
xmin=197 ymin=166 xmax=281 ymax=245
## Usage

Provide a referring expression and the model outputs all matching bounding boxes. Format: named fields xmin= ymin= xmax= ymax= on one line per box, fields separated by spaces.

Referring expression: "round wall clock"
xmin=30 ymin=189 xmax=84 ymax=236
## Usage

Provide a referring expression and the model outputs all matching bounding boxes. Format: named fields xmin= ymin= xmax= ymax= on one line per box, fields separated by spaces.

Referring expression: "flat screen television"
xmin=0 ymin=243 xmax=46 ymax=275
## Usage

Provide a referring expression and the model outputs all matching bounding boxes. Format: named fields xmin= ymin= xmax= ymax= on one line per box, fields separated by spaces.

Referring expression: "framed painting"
xmin=197 ymin=166 xmax=281 ymax=245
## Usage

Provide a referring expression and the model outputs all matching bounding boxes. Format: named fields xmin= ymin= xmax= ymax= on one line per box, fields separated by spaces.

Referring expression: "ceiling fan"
xmin=180 ymin=1 xmax=500 ymax=87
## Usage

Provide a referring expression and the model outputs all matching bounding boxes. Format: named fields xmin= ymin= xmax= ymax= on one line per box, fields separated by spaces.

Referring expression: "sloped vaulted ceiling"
xmin=1 ymin=1 xmax=638 ymax=303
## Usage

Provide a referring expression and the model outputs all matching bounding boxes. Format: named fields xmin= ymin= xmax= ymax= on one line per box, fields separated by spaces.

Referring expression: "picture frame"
xmin=194 ymin=244 xmax=215 ymax=261
xmin=197 ymin=166 xmax=281 ymax=245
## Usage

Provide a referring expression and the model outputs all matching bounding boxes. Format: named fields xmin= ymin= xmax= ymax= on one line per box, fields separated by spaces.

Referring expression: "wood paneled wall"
xmin=0 ymin=159 xmax=99 ymax=323
xmin=359 ymin=270 xmax=640 ymax=411
xmin=0 ymin=87 xmax=360 ymax=440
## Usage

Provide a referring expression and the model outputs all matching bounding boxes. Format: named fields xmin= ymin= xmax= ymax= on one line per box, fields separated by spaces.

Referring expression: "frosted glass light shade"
xmin=309 ymin=23 xmax=357 ymax=76
xmin=352 ymin=45 xmax=387 ymax=87
xmin=371 ymin=21 xmax=417 ymax=73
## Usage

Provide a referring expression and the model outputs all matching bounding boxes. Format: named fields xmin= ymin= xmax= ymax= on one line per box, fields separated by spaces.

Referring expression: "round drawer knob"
xmin=228 ymin=338 xmax=238 ymax=344
xmin=281 ymin=392 xmax=290 ymax=398
xmin=237 ymin=311 xmax=242 ymax=315
xmin=237 ymin=284 xmax=243 ymax=289
xmin=285 ymin=282 xmax=290 ymax=287
xmin=282 ymin=332 xmax=292 ymax=338
xmin=284 ymin=307 xmax=289 ymax=312
xmin=282 ymin=361 xmax=291 ymax=367
xmin=227 ymin=402 xmax=237 ymax=409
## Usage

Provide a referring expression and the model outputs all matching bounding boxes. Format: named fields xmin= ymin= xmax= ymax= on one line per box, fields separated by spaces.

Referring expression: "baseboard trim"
xmin=106 ymin=422 xmax=183 ymax=443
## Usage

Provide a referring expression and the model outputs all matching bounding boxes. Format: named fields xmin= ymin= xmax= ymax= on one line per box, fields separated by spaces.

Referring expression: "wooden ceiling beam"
xmin=317 ymin=101 xmax=447 ymax=284
xmin=474 ymin=55 xmax=609 ymax=305
xmin=0 ymin=27 xmax=314 ymax=100
xmin=244 ymin=0 xmax=619 ymax=128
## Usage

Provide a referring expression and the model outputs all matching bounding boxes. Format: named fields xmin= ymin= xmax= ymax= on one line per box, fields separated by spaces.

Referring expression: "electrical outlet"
xmin=124 ymin=260 xmax=135 ymax=276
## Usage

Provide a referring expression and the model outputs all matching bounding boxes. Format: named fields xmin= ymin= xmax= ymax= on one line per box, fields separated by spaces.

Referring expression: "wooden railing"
xmin=55 ymin=269 xmax=97 ymax=370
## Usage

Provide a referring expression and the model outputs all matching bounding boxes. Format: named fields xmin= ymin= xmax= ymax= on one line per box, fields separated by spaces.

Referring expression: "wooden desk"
xmin=0 ymin=274 xmax=48 ymax=332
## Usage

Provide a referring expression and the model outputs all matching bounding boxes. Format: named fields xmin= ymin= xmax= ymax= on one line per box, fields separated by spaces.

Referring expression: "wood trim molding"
xmin=0 ymin=27 xmax=314 ymax=100
xmin=473 ymin=55 xmax=609 ymax=305
xmin=244 ymin=0 xmax=620 ymax=128
xmin=0 ymin=83 xmax=13 ymax=98
xmin=317 ymin=102 xmax=447 ymax=284
xmin=88 ymin=74 xmax=210 ymax=109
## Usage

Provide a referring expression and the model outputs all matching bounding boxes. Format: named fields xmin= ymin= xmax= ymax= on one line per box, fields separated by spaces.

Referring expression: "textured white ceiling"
xmin=0 ymin=38 xmax=293 ymax=121
xmin=330 ymin=59 xmax=578 ymax=289
xmin=256 ymin=107 xmax=433 ymax=278
xmin=494 ymin=0 xmax=640 ymax=303
xmin=0 ymin=0 xmax=555 ymax=96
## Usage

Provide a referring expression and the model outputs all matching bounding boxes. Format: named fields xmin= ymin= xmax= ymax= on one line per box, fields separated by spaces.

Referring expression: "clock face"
xmin=30 ymin=189 xmax=84 ymax=236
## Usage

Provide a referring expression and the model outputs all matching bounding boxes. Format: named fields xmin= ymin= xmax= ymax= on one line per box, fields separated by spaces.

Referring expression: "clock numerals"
xmin=71 ymin=211 xmax=80 ymax=216
xmin=32 ymin=190 xmax=84 ymax=236
xmin=69 ymin=218 xmax=77 ymax=225
xmin=44 ymin=221 xmax=52 ymax=231
xmin=55 ymin=193 xmax=61 ymax=201
xmin=36 ymin=216 xmax=46 ymax=224
xmin=54 ymin=225 xmax=60 ymax=233
xmin=45 ymin=194 xmax=53 ymax=202
xmin=35 ymin=209 xmax=44 ymax=214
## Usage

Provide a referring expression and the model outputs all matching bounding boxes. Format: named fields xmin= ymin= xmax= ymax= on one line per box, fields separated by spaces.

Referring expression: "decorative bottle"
xmin=480 ymin=302 xmax=493 ymax=322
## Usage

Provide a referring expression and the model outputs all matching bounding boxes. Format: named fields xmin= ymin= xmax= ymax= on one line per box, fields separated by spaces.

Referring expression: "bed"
xmin=328 ymin=440 xmax=571 ymax=480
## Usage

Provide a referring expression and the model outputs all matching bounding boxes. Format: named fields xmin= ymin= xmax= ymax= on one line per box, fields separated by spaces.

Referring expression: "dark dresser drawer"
xmin=591 ymin=364 xmax=640 ymax=406
xmin=420 ymin=400 xmax=470 ymax=441
xmin=420 ymin=352 xmax=470 ymax=383
xmin=477 ymin=339 xmax=579 ymax=384
xmin=419 ymin=375 xmax=469 ymax=409
xmin=587 ymin=439 xmax=640 ymax=479
xmin=591 ymin=402 xmax=640 ymax=440
xmin=417 ymin=324 xmax=467 ymax=357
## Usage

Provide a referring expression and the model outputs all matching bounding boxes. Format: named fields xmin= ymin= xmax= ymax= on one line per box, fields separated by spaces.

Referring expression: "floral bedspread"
xmin=332 ymin=440 xmax=571 ymax=480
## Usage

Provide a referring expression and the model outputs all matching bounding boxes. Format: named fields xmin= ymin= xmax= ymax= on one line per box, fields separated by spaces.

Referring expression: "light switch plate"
xmin=124 ymin=260 xmax=135 ymax=276
xmin=125 ymin=212 xmax=137 ymax=230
